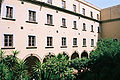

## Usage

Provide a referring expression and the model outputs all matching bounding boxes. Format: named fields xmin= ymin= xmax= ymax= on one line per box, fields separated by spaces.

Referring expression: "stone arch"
xmin=24 ymin=54 xmax=41 ymax=74
xmin=81 ymin=50 xmax=88 ymax=58
xmin=62 ymin=51 xmax=70 ymax=59
xmin=42 ymin=52 xmax=55 ymax=63
xmin=23 ymin=53 xmax=42 ymax=62
xmin=71 ymin=51 xmax=79 ymax=60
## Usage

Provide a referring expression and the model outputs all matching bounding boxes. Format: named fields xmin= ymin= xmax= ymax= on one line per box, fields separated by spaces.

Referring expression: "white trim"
xmin=73 ymin=38 xmax=77 ymax=46
xmin=2 ymin=4 xmax=15 ymax=18
xmin=26 ymin=8 xmax=38 ymax=22
xmin=73 ymin=20 xmax=77 ymax=28
xmin=27 ymin=34 xmax=37 ymax=47
xmin=46 ymin=13 xmax=54 ymax=24
xmin=61 ymin=37 xmax=67 ymax=46
xmin=2 ymin=33 xmax=15 ymax=47
xmin=61 ymin=17 xmax=67 ymax=26
xmin=46 ymin=35 xmax=54 ymax=47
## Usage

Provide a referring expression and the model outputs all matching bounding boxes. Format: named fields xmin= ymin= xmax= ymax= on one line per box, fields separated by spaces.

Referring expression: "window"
xmin=83 ymin=23 xmax=86 ymax=31
xmin=62 ymin=37 xmax=66 ymax=46
xmin=91 ymin=39 xmax=94 ymax=47
xmin=4 ymin=34 xmax=13 ymax=47
xmin=47 ymin=14 xmax=53 ymax=25
xmin=91 ymin=25 xmax=94 ymax=32
xmin=47 ymin=37 xmax=53 ymax=47
xmin=90 ymin=11 xmax=93 ymax=18
xmin=97 ymin=14 xmax=99 ymax=20
xmin=47 ymin=0 xmax=52 ymax=4
xmin=98 ymin=27 xmax=101 ymax=33
xmin=83 ymin=38 xmax=86 ymax=47
xmin=62 ymin=0 xmax=66 ymax=9
xmin=6 ymin=6 xmax=13 ymax=18
xmin=73 ymin=4 xmax=76 ymax=12
xmin=62 ymin=18 xmax=66 ymax=27
xmin=29 ymin=10 xmax=36 ymax=22
xmin=73 ymin=38 xmax=77 ymax=46
xmin=73 ymin=21 xmax=77 ymax=29
xmin=82 ymin=8 xmax=85 ymax=15
xmin=28 ymin=36 xmax=36 ymax=47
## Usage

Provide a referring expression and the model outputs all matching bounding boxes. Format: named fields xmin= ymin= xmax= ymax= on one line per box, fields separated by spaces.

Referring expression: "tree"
xmin=41 ymin=54 xmax=75 ymax=80
xmin=89 ymin=39 xmax=120 ymax=80
xmin=70 ymin=58 xmax=90 ymax=80
xmin=0 ymin=50 xmax=10 ymax=80
xmin=14 ymin=60 xmax=28 ymax=80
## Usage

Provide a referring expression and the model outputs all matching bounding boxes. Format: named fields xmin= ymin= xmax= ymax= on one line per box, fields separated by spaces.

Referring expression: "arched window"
xmin=81 ymin=51 xmax=88 ymax=58
xmin=25 ymin=55 xmax=40 ymax=73
xmin=71 ymin=52 xmax=79 ymax=60
xmin=43 ymin=53 xmax=55 ymax=63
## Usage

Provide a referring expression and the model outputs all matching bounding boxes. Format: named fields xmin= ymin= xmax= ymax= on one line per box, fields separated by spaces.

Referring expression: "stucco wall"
xmin=0 ymin=0 xmax=100 ymax=62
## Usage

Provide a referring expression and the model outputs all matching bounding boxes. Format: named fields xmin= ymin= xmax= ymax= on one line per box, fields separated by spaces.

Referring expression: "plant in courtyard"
xmin=14 ymin=60 xmax=28 ymax=80
xmin=30 ymin=61 xmax=42 ymax=80
xmin=0 ymin=50 xmax=10 ymax=80
xmin=70 ymin=57 xmax=89 ymax=80
xmin=89 ymin=39 xmax=120 ymax=80
xmin=0 ymin=50 xmax=29 ymax=80
xmin=41 ymin=53 xmax=75 ymax=80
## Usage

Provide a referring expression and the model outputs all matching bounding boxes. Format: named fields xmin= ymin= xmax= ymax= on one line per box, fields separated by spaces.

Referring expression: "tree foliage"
xmin=89 ymin=39 xmax=120 ymax=80
xmin=41 ymin=53 xmax=75 ymax=80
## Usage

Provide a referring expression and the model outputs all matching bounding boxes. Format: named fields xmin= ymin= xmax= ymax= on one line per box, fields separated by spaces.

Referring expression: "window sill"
xmin=60 ymin=26 xmax=67 ymax=28
xmin=82 ymin=46 xmax=87 ymax=47
xmin=61 ymin=46 xmax=67 ymax=48
xmin=45 ymin=24 xmax=54 ymax=26
xmin=91 ymin=46 xmax=94 ymax=47
xmin=72 ymin=45 xmax=78 ymax=48
xmin=82 ymin=30 xmax=87 ymax=31
xmin=72 ymin=28 xmax=78 ymax=30
xmin=26 ymin=47 xmax=37 ymax=49
xmin=26 ymin=21 xmax=38 ymax=24
xmin=2 ymin=17 xmax=16 ymax=21
xmin=1 ymin=47 xmax=15 ymax=49
xmin=45 ymin=46 xmax=54 ymax=48
xmin=91 ymin=31 xmax=94 ymax=32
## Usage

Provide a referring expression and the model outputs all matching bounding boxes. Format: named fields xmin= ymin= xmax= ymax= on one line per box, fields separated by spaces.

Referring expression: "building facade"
xmin=101 ymin=4 xmax=120 ymax=41
xmin=0 ymin=0 xmax=100 ymax=63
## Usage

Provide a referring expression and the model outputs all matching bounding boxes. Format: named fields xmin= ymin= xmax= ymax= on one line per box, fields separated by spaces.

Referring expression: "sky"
xmin=85 ymin=0 xmax=120 ymax=9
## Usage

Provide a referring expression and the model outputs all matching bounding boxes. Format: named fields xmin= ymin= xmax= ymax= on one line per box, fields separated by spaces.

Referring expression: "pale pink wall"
xmin=0 ymin=0 xmax=100 ymax=62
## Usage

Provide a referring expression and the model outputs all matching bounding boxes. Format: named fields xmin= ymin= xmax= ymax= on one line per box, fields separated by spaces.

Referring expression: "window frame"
xmin=82 ymin=8 xmax=85 ymax=15
xmin=73 ymin=21 xmax=77 ymax=29
xmin=2 ymin=33 xmax=15 ymax=49
xmin=91 ymin=39 xmax=94 ymax=47
xmin=28 ymin=10 xmax=36 ymax=22
xmin=47 ymin=14 xmax=53 ymax=25
xmin=28 ymin=35 xmax=36 ymax=47
xmin=83 ymin=38 xmax=86 ymax=47
xmin=62 ymin=0 xmax=66 ymax=9
xmin=4 ymin=34 xmax=13 ymax=47
xmin=82 ymin=23 xmax=86 ymax=31
xmin=47 ymin=36 xmax=53 ymax=47
xmin=2 ymin=4 xmax=15 ymax=20
xmin=90 ymin=11 xmax=93 ymax=18
xmin=73 ymin=38 xmax=77 ymax=46
xmin=61 ymin=37 xmax=67 ymax=46
xmin=62 ymin=18 xmax=66 ymax=27
xmin=98 ymin=27 xmax=101 ymax=33
xmin=91 ymin=25 xmax=94 ymax=32
xmin=97 ymin=14 xmax=99 ymax=20
xmin=47 ymin=0 xmax=52 ymax=4
xmin=73 ymin=4 xmax=76 ymax=12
